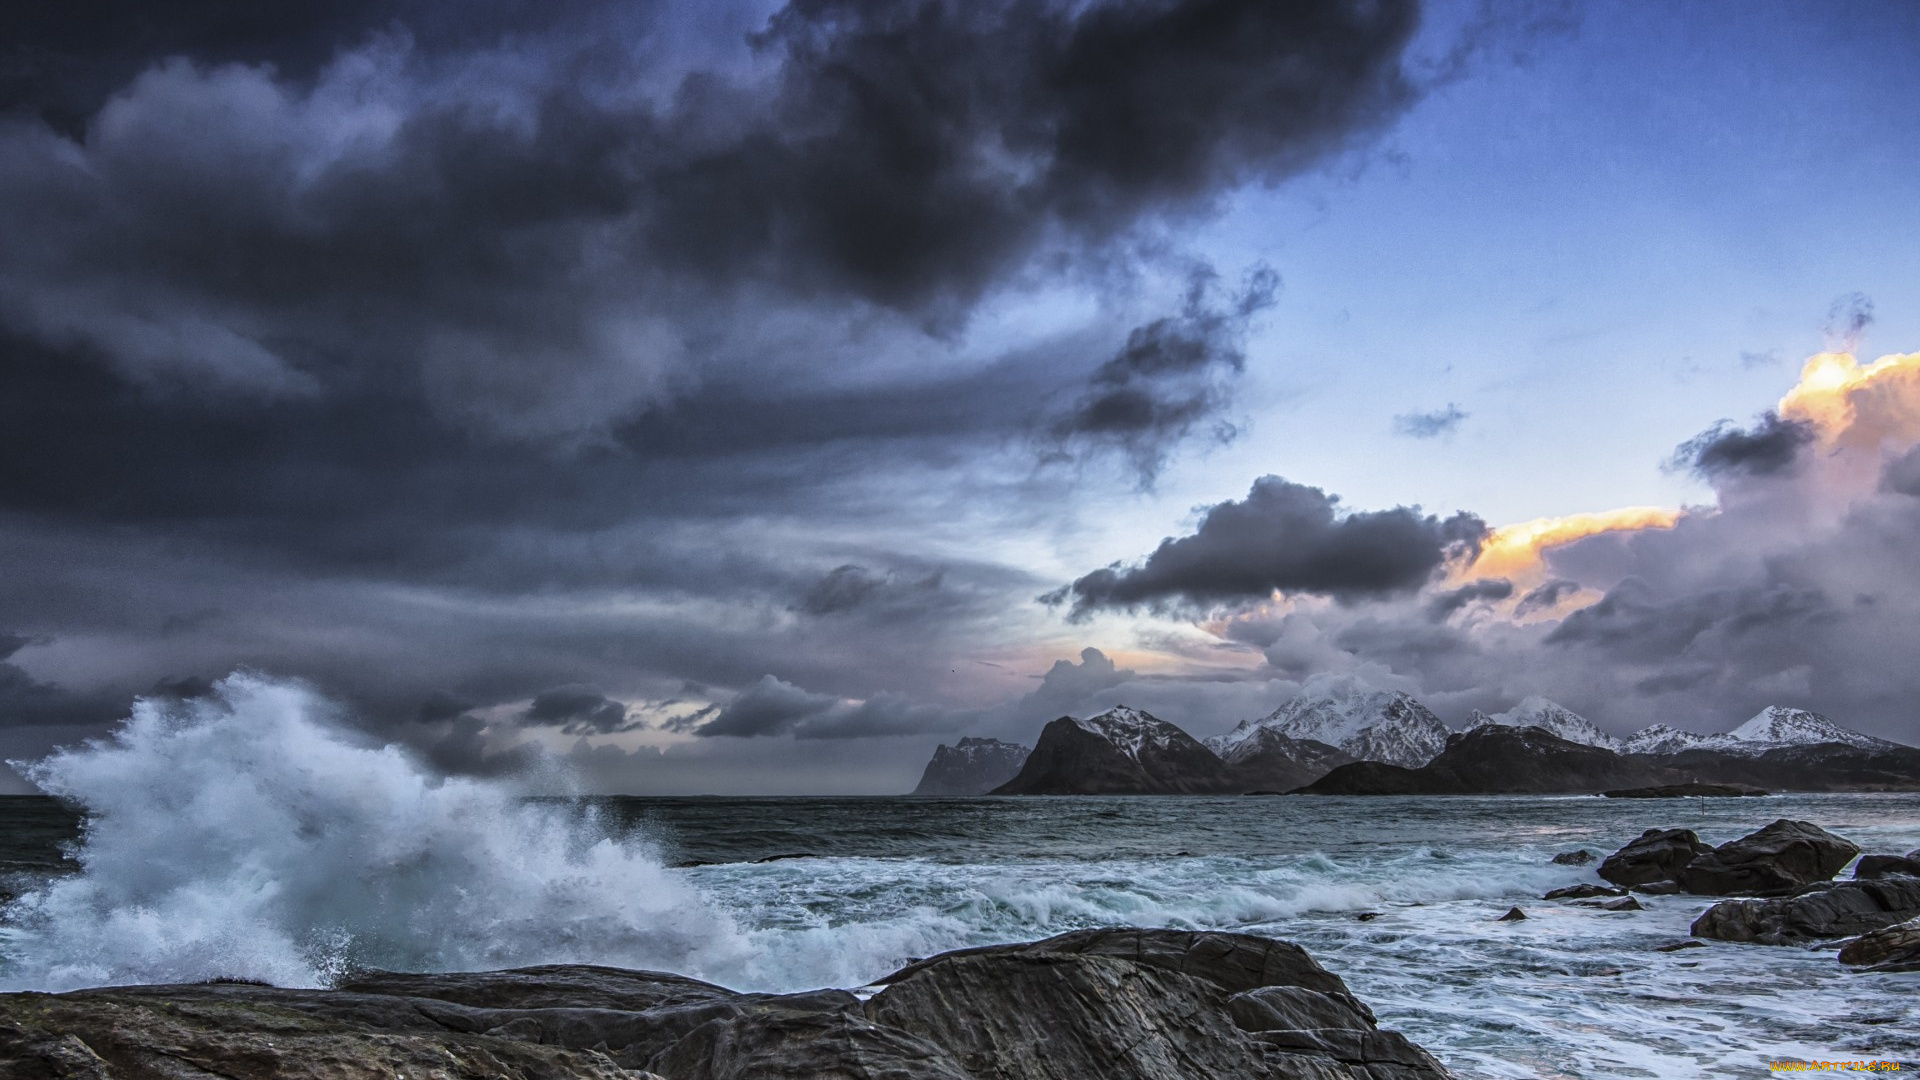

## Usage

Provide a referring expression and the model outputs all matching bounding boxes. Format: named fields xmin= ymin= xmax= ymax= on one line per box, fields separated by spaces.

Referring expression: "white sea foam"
xmin=0 ymin=673 xmax=745 ymax=991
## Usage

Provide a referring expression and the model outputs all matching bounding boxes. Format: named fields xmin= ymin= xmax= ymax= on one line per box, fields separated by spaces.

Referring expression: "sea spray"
xmin=0 ymin=672 xmax=745 ymax=991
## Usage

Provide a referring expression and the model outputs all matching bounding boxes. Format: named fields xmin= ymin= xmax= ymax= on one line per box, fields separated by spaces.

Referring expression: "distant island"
xmin=910 ymin=691 xmax=1920 ymax=796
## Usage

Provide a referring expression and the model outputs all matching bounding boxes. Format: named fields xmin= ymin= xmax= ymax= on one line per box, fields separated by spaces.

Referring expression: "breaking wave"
xmin=0 ymin=673 xmax=744 ymax=991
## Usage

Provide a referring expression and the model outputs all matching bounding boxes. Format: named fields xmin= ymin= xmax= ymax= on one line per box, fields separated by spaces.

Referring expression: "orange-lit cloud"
xmin=1778 ymin=350 xmax=1920 ymax=442
xmin=1467 ymin=506 xmax=1682 ymax=583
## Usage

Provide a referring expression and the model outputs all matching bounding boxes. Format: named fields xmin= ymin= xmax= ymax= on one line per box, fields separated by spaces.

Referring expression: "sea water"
xmin=1 ymin=674 xmax=1915 ymax=1078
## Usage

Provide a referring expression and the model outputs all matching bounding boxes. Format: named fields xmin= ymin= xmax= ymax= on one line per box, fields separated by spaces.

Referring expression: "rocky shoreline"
xmin=1536 ymin=817 xmax=1920 ymax=971
xmin=0 ymin=928 xmax=1451 ymax=1080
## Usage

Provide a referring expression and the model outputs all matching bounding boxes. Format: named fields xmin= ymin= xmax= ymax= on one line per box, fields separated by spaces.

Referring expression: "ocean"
xmin=1 ymin=679 xmax=1916 ymax=1078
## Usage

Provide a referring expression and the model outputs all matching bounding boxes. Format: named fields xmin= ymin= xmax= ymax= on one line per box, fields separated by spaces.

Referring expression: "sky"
xmin=2 ymin=0 xmax=1919 ymax=793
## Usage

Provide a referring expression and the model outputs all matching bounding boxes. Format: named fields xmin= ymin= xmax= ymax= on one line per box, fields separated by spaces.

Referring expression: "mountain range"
xmin=912 ymin=692 xmax=1920 ymax=796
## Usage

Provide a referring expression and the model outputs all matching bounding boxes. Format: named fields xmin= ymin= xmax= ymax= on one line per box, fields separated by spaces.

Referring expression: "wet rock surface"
xmin=1676 ymin=819 xmax=1859 ymax=896
xmin=0 ymin=930 xmax=1452 ymax=1080
xmin=1544 ymin=884 xmax=1627 ymax=901
xmin=1838 ymin=919 xmax=1920 ymax=972
xmin=1689 ymin=877 xmax=1920 ymax=945
xmin=1853 ymin=853 xmax=1920 ymax=881
xmin=1598 ymin=828 xmax=1710 ymax=888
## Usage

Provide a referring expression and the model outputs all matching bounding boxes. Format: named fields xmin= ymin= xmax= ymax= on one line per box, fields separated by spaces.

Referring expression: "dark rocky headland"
xmin=0 ymin=929 xmax=1450 ymax=1080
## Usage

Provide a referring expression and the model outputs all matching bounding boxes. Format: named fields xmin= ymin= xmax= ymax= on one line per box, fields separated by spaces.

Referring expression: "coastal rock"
xmin=1689 ymin=878 xmax=1920 ymax=945
xmin=1597 ymin=828 xmax=1710 ymax=888
xmin=1602 ymin=897 xmax=1643 ymax=911
xmin=992 ymin=707 xmax=1232 ymax=795
xmin=1676 ymin=819 xmax=1859 ymax=896
xmin=1551 ymin=850 xmax=1595 ymax=866
xmin=0 ymin=930 xmax=1452 ymax=1080
xmin=1837 ymin=919 xmax=1920 ymax=972
xmin=911 ymin=737 xmax=1030 ymax=796
xmin=1600 ymin=783 xmax=1767 ymax=798
xmin=1498 ymin=907 xmax=1527 ymax=921
xmin=1544 ymin=884 xmax=1626 ymax=900
xmin=1853 ymin=854 xmax=1920 ymax=880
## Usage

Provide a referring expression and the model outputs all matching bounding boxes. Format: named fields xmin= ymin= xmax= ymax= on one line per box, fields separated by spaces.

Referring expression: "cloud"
xmin=1672 ymin=411 xmax=1814 ymax=480
xmin=1391 ymin=403 xmax=1468 ymax=439
xmin=522 ymin=684 xmax=637 ymax=735
xmin=1047 ymin=263 xmax=1279 ymax=481
xmin=1824 ymin=292 xmax=1875 ymax=351
xmin=0 ymin=634 xmax=124 ymax=729
xmin=1512 ymin=578 xmax=1580 ymax=617
xmin=1884 ymin=446 xmax=1920 ymax=497
xmin=1423 ymin=578 xmax=1513 ymax=621
xmin=1018 ymin=646 xmax=1136 ymax=719
xmin=1049 ymin=476 xmax=1488 ymax=616
xmin=692 ymin=674 xmax=975 ymax=740
xmin=0 ymin=0 xmax=1422 ymax=438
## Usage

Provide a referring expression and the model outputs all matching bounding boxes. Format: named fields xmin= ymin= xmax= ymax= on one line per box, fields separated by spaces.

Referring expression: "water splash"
xmin=1 ymin=673 xmax=743 ymax=991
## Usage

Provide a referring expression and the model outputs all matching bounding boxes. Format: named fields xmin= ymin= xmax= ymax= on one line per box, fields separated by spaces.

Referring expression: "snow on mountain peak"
xmin=1071 ymin=705 xmax=1182 ymax=760
xmin=1467 ymin=697 xmax=1621 ymax=751
xmin=1726 ymin=706 xmax=1895 ymax=751
xmin=1213 ymin=681 xmax=1448 ymax=768
xmin=1621 ymin=706 xmax=1900 ymax=756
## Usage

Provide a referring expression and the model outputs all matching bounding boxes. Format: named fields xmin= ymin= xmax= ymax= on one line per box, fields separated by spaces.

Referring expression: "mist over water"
xmin=2 ymin=674 xmax=1917 ymax=1078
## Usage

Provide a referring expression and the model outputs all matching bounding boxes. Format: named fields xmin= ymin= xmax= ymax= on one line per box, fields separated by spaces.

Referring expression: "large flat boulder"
xmin=0 ymin=930 xmax=1453 ymax=1080
xmin=1597 ymin=828 xmax=1710 ymax=888
xmin=1676 ymin=819 xmax=1859 ymax=896
xmin=868 ymin=930 xmax=1446 ymax=1080
xmin=1689 ymin=877 xmax=1920 ymax=945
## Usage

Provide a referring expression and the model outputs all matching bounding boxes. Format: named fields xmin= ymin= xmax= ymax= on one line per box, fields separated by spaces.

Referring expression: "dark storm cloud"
xmin=1049 ymin=476 xmax=1488 ymax=616
xmin=697 ymin=676 xmax=840 ymax=738
xmin=522 ymin=684 xmax=636 ymax=735
xmin=1512 ymin=578 xmax=1580 ymax=617
xmin=1422 ymin=577 xmax=1512 ymax=621
xmin=1391 ymin=403 xmax=1468 ymax=439
xmin=692 ymin=674 xmax=974 ymax=739
xmin=793 ymin=563 xmax=968 ymax=621
xmin=1047 ymin=264 xmax=1279 ymax=480
xmin=1672 ymin=411 xmax=1815 ymax=480
xmin=0 ymin=0 xmax=1438 ymax=782
xmin=0 ymin=0 xmax=1422 ymax=424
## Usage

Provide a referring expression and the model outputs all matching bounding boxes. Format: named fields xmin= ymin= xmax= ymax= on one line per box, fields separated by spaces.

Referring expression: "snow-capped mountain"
xmin=910 ymin=737 xmax=1030 ymax=795
xmin=994 ymin=705 xmax=1231 ymax=794
xmin=1465 ymin=697 xmax=1621 ymax=751
xmin=1212 ymin=684 xmax=1449 ymax=768
xmin=1724 ymin=707 xmax=1899 ymax=753
xmin=1622 ymin=707 xmax=1901 ymax=757
xmin=1072 ymin=705 xmax=1185 ymax=761
xmin=1618 ymin=724 xmax=1734 ymax=755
